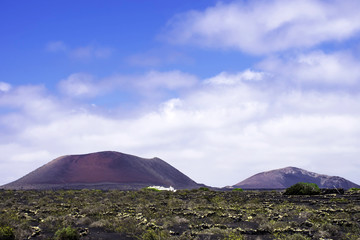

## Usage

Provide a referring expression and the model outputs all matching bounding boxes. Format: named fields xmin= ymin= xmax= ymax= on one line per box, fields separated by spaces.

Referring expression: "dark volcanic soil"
xmin=0 ymin=189 xmax=359 ymax=239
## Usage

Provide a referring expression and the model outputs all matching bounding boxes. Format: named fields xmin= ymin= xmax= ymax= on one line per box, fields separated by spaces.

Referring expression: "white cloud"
xmin=46 ymin=41 xmax=67 ymax=52
xmin=58 ymin=73 xmax=99 ymax=98
xmin=163 ymin=0 xmax=360 ymax=54
xmin=87 ymin=70 xmax=199 ymax=104
xmin=205 ymin=70 xmax=265 ymax=85
xmin=55 ymin=70 xmax=198 ymax=105
xmin=259 ymin=51 xmax=360 ymax=85
xmin=0 ymin=85 xmax=68 ymax=139
xmin=46 ymin=41 xmax=113 ymax=60
xmin=70 ymin=45 xmax=112 ymax=60
xmin=139 ymin=70 xmax=198 ymax=90
xmin=0 ymin=82 xmax=11 ymax=92
xmin=0 ymin=85 xmax=58 ymax=115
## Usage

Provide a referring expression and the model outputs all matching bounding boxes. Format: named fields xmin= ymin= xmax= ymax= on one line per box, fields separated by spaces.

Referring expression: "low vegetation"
xmin=349 ymin=187 xmax=360 ymax=192
xmin=0 ymin=188 xmax=359 ymax=239
xmin=284 ymin=182 xmax=321 ymax=195
xmin=54 ymin=226 xmax=79 ymax=240
xmin=0 ymin=225 xmax=15 ymax=240
xmin=142 ymin=187 xmax=161 ymax=192
xmin=232 ymin=188 xmax=244 ymax=192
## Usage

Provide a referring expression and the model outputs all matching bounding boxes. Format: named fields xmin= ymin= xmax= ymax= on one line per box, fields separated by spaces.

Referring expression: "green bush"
xmin=0 ymin=226 xmax=15 ymax=240
xmin=54 ymin=226 xmax=79 ymax=240
xmin=348 ymin=187 xmax=360 ymax=192
xmin=284 ymin=182 xmax=320 ymax=195
xmin=232 ymin=188 xmax=244 ymax=192
xmin=142 ymin=187 xmax=161 ymax=192
xmin=224 ymin=231 xmax=244 ymax=240
xmin=274 ymin=233 xmax=311 ymax=240
xmin=199 ymin=187 xmax=210 ymax=191
xmin=115 ymin=217 xmax=142 ymax=237
xmin=141 ymin=229 xmax=169 ymax=240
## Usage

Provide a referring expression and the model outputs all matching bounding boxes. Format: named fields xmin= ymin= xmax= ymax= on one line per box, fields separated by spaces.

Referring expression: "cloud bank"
xmin=259 ymin=51 xmax=360 ymax=86
xmin=1 ymin=68 xmax=360 ymax=186
xmin=163 ymin=0 xmax=360 ymax=54
xmin=0 ymin=82 xmax=11 ymax=92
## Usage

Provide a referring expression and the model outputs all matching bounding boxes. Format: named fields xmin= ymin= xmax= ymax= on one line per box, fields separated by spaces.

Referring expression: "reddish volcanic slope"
xmin=3 ymin=151 xmax=199 ymax=190
xmin=234 ymin=167 xmax=360 ymax=190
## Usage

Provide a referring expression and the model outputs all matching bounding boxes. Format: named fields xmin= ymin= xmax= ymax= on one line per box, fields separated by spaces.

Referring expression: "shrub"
xmin=199 ymin=187 xmax=210 ymax=191
xmin=274 ymin=233 xmax=311 ymax=240
xmin=232 ymin=188 xmax=244 ymax=192
xmin=142 ymin=187 xmax=161 ymax=192
xmin=224 ymin=231 xmax=244 ymax=240
xmin=284 ymin=182 xmax=320 ymax=195
xmin=0 ymin=226 xmax=15 ymax=240
xmin=285 ymin=233 xmax=311 ymax=240
xmin=141 ymin=229 xmax=169 ymax=240
xmin=348 ymin=188 xmax=360 ymax=192
xmin=89 ymin=219 xmax=110 ymax=228
xmin=54 ymin=226 xmax=79 ymax=240
xmin=115 ymin=218 xmax=143 ymax=237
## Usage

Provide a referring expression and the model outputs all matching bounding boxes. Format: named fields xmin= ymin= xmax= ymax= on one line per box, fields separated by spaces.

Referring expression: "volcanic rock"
xmin=2 ymin=151 xmax=200 ymax=190
xmin=234 ymin=166 xmax=360 ymax=190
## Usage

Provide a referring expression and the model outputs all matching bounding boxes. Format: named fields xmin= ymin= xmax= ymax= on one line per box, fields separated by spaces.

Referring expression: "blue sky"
xmin=1 ymin=0 xmax=360 ymax=187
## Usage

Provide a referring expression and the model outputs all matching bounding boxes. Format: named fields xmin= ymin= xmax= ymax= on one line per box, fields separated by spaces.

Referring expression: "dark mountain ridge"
xmin=234 ymin=166 xmax=360 ymax=190
xmin=2 ymin=151 xmax=200 ymax=190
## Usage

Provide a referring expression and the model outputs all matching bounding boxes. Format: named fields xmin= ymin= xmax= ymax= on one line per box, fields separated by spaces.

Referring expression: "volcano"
xmin=2 ymin=151 xmax=200 ymax=190
xmin=234 ymin=167 xmax=359 ymax=190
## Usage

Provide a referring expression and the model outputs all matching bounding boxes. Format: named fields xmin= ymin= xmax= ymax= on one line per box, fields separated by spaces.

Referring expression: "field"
xmin=0 ymin=188 xmax=360 ymax=239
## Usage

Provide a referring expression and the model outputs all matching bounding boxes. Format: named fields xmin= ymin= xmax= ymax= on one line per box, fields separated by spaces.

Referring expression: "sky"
xmin=1 ymin=0 xmax=360 ymax=187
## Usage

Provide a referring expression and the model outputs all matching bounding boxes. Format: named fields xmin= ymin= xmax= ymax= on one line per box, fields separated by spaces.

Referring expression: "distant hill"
xmin=2 ymin=151 xmax=200 ymax=190
xmin=234 ymin=167 xmax=360 ymax=190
